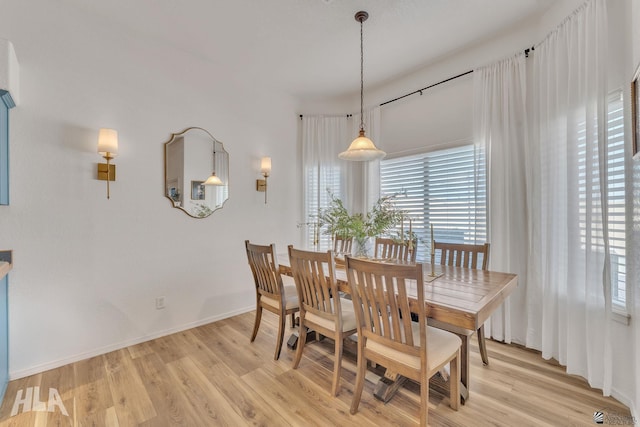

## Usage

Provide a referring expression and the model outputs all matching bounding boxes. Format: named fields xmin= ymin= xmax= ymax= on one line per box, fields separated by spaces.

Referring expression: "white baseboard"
xmin=9 ymin=305 xmax=254 ymax=380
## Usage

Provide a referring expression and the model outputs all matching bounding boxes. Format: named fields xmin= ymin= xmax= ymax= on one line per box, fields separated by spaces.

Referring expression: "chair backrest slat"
xmin=345 ymin=257 xmax=424 ymax=353
xmin=334 ymin=235 xmax=353 ymax=255
xmin=288 ymin=246 xmax=340 ymax=320
xmin=245 ymin=240 xmax=283 ymax=300
xmin=374 ymin=237 xmax=418 ymax=263
xmin=434 ymin=241 xmax=490 ymax=271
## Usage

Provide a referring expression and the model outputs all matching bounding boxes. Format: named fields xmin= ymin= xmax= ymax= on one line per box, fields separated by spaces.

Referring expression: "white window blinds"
xmin=606 ymin=91 xmax=626 ymax=306
xmin=381 ymin=145 xmax=487 ymax=262
xmin=304 ymin=165 xmax=342 ymax=251
xmin=576 ymin=90 xmax=626 ymax=306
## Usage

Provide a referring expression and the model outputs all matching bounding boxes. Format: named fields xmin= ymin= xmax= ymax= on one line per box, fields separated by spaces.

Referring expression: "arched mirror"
xmin=164 ymin=127 xmax=229 ymax=218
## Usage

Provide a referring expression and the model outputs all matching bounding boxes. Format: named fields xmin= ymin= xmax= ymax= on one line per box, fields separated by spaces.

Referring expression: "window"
xmin=577 ymin=90 xmax=626 ymax=309
xmin=304 ymin=165 xmax=342 ymax=250
xmin=380 ymin=144 xmax=486 ymax=262
xmin=606 ymin=91 xmax=626 ymax=307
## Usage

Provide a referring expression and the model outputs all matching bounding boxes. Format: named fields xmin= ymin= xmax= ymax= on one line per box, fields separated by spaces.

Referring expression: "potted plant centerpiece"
xmin=318 ymin=193 xmax=404 ymax=258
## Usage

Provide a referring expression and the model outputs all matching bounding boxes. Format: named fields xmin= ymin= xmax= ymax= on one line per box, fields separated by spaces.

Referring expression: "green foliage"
xmin=318 ymin=193 xmax=404 ymax=240
xmin=194 ymin=203 xmax=213 ymax=218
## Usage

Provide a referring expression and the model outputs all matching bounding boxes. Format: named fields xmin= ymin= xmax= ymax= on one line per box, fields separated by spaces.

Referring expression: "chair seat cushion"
xmin=303 ymin=297 xmax=357 ymax=333
xmin=366 ymin=323 xmax=461 ymax=373
xmin=260 ymin=275 xmax=299 ymax=310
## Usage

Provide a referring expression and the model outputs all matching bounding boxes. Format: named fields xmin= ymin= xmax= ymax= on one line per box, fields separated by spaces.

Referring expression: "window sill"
xmin=611 ymin=308 xmax=630 ymax=325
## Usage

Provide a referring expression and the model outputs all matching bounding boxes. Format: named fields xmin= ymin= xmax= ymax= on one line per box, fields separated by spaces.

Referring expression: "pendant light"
xmin=339 ymin=11 xmax=385 ymax=161
xmin=203 ymin=141 xmax=224 ymax=186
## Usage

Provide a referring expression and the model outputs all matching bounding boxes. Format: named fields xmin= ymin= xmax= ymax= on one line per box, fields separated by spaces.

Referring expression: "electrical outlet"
xmin=156 ymin=296 xmax=166 ymax=310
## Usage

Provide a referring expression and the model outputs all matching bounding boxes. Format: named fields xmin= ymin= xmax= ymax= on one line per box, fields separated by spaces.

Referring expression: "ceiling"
xmin=64 ymin=0 xmax=557 ymax=101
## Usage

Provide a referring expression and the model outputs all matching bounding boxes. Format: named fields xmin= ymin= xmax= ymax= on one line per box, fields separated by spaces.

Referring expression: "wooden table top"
xmin=278 ymin=254 xmax=517 ymax=332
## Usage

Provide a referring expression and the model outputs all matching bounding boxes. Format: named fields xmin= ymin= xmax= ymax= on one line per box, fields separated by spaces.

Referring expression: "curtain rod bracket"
xmin=525 ymin=45 xmax=535 ymax=58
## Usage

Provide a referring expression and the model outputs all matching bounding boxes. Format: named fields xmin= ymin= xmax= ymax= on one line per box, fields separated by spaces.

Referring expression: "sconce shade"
xmin=0 ymin=38 xmax=19 ymax=106
xmin=260 ymin=157 xmax=272 ymax=175
xmin=203 ymin=173 xmax=224 ymax=186
xmin=257 ymin=156 xmax=271 ymax=203
xmin=97 ymin=128 xmax=118 ymax=157
xmin=96 ymin=128 xmax=118 ymax=199
xmin=339 ymin=129 xmax=385 ymax=161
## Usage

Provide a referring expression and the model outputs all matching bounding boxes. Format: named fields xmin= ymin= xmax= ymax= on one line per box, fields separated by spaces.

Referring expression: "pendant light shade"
xmin=339 ymin=10 xmax=385 ymax=162
xmin=204 ymin=141 xmax=224 ymax=186
xmin=203 ymin=173 xmax=223 ymax=186
xmin=339 ymin=129 xmax=385 ymax=161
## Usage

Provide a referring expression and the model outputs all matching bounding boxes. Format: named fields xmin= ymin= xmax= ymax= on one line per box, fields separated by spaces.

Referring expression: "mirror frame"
xmin=163 ymin=127 xmax=229 ymax=218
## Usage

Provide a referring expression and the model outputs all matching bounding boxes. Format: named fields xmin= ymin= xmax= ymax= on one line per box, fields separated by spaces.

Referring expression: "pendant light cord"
xmin=212 ymin=142 xmax=216 ymax=174
xmin=359 ymin=18 xmax=364 ymax=132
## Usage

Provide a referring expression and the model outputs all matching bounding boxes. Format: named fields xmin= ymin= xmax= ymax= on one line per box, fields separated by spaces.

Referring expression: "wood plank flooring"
xmin=0 ymin=311 xmax=632 ymax=426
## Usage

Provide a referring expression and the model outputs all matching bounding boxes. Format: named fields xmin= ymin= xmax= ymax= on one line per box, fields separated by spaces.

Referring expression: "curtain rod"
xmin=379 ymin=70 xmax=473 ymax=107
xmin=299 ymin=114 xmax=352 ymax=119
xmin=300 ymin=46 xmax=534 ymax=117
xmin=379 ymin=44 xmax=533 ymax=108
xmin=298 ymin=70 xmax=471 ymax=118
xmin=298 ymin=71 xmax=472 ymax=118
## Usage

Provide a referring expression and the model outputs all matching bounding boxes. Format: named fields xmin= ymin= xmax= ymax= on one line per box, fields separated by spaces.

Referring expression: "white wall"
xmin=0 ymin=2 xmax=302 ymax=377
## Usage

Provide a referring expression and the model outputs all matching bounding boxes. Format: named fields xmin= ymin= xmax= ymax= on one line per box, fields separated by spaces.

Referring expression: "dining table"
xmin=277 ymin=253 xmax=518 ymax=404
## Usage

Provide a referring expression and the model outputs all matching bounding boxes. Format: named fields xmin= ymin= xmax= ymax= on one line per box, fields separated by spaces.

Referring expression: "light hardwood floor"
xmin=0 ymin=311 xmax=632 ymax=426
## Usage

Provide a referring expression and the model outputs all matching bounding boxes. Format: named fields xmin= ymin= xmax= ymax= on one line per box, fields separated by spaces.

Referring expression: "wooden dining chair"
xmin=373 ymin=237 xmax=417 ymax=262
xmin=333 ymin=235 xmax=353 ymax=255
xmin=245 ymin=240 xmax=300 ymax=360
xmin=344 ymin=256 xmax=461 ymax=427
xmin=432 ymin=241 xmax=491 ymax=365
xmin=287 ymin=246 xmax=357 ymax=396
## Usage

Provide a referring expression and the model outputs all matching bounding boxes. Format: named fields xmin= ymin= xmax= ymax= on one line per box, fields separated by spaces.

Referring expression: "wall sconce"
xmin=97 ymin=128 xmax=118 ymax=199
xmin=256 ymin=156 xmax=271 ymax=204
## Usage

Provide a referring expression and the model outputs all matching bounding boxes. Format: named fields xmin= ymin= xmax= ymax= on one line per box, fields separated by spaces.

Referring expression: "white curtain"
xmin=473 ymin=55 xmax=529 ymax=344
xmin=301 ymin=115 xmax=348 ymax=246
xmin=474 ymin=0 xmax=613 ymax=393
xmin=529 ymin=0 xmax=612 ymax=392
xmin=301 ymin=107 xmax=381 ymax=247
xmin=348 ymin=107 xmax=382 ymax=213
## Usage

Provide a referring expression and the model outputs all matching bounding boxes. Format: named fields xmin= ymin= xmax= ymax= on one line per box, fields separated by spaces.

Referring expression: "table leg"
xmin=373 ymin=332 xmax=470 ymax=404
xmin=460 ymin=332 xmax=470 ymax=395
xmin=286 ymin=330 xmax=320 ymax=350
xmin=373 ymin=370 xmax=408 ymax=403
xmin=429 ymin=332 xmax=470 ymax=403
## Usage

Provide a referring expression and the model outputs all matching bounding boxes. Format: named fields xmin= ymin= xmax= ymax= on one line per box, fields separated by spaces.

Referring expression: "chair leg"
xmin=449 ymin=349 xmax=460 ymax=411
xmin=290 ymin=312 xmax=296 ymax=328
xmin=331 ymin=335 xmax=343 ymax=397
xmin=292 ymin=315 xmax=308 ymax=369
xmin=274 ymin=311 xmax=287 ymax=360
xmin=350 ymin=343 xmax=366 ymax=415
xmin=421 ymin=372 xmax=429 ymax=427
xmin=250 ymin=305 xmax=263 ymax=343
xmin=477 ymin=325 xmax=489 ymax=365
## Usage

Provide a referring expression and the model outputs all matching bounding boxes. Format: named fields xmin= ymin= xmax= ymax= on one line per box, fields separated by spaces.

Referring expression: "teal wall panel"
xmin=0 ymin=89 xmax=11 ymax=205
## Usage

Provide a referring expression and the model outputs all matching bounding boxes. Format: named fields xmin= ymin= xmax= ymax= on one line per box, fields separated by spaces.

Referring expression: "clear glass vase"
xmin=353 ymin=236 xmax=372 ymax=258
